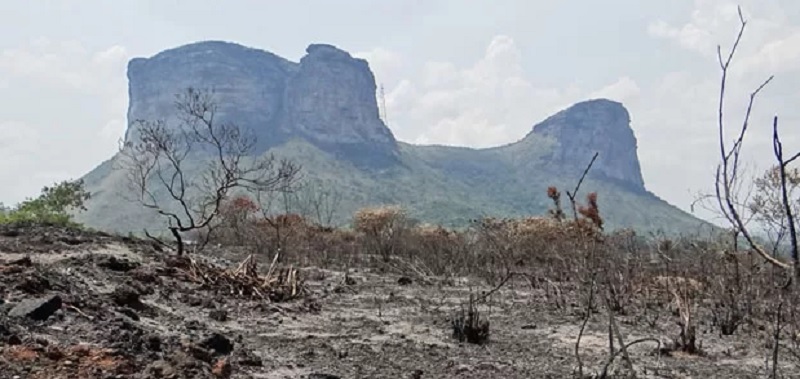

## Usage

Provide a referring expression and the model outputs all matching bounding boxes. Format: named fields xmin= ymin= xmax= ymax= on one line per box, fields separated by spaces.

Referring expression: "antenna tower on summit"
xmin=379 ymin=84 xmax=389 ymax=127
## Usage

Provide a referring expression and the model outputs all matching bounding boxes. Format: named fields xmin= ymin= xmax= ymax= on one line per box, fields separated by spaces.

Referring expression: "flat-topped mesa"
xmin=124 ymin=41 xmax=399 ymax=169
xmin=529 ymin=99 xmax=646 ymax=191
xmin=124 ymin=41 xmax=296 ymax=147
xmin=284 ymin=44 xmax=399 ymax=167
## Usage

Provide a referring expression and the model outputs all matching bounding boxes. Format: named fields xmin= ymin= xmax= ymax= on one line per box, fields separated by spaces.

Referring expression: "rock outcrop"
xmin=283 ymin=44 xmax=398 ymax=167
xmin=125 ymin=41 xmax=398 ymax=169
xmin=527 ymin=99 xmax=645 ymax=191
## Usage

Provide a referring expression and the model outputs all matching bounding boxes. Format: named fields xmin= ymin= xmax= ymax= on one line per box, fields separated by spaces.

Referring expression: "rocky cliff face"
xmin=284 ymin=44 xmax=398 ymax=167
xmin=125 ymin=41 xmax=398 ymax=168
xmin=527 ymin=99 xmax=645 ymax=191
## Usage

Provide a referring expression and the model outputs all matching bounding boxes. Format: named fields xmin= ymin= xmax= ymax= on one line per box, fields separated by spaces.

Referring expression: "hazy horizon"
xmin=1 ymin=0 xmax=799 ymax=227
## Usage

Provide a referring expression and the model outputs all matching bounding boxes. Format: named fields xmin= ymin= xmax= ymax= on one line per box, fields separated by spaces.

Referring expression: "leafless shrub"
xmin=694 ymin=5 xmax=798 ymax=277
xmin=116 ymin=87 xmax=300 ymax=255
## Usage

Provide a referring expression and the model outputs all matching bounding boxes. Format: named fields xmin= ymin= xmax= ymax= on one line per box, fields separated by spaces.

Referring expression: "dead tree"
xmin=116 ymin=87 xmax=301 ymax=255
xmin=712 ymin=6 xmax=798 ymax=277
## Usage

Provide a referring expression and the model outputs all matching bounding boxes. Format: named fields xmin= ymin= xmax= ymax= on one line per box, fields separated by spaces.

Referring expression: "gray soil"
xmin=1 ymin=225 xmax=798 ymax=378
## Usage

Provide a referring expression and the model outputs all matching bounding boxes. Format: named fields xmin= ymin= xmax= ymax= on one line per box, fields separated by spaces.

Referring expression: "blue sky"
xmin=0 ymin=0 xmax=798 ymax=225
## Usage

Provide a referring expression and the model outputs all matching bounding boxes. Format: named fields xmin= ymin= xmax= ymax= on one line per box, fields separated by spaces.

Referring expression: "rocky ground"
xmin=1 ymin=225 xmax=799 ymax=378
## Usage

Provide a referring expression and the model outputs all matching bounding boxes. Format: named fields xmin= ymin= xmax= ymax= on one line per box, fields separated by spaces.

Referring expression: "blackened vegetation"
xmin=451 ymin=293 xmax=490 ymax=345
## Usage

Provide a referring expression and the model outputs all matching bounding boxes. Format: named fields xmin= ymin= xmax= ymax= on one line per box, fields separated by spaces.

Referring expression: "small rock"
xmin=117 ymin=308 xmax=140 ymax=321
xmin=235 ymin=349 xmax=263 ymax=367
xmin=397 ymin=276 xmax=413 ymax=286
xmin=308 ymin=374 xmax=342 ymax=379
xmin=9 ymin=294 xmax=62 ymax=321
xmin=145 ymin=360 xmax=177 ymax=377
xmin=146 ymin=334 xmax=162 ymax=352
xmin=521 ymin=324 xmax=537 ymax=330
xmin=185 ymin=320 xmax=203 ymax=330
xmin=111 ymin=285 xmax=144 ymax=310
xmin=209 ymin=309 xmax=228 ymax=322
xmin=1 ymin=228 xmax=20 ymax=237
xmin=455 ymin=364 xmax=472 ymax=374
xmin=130 ymin=267 xmax=158 ymax=284
xmin=188 ymin=345 xmax=213 ymax=363
xmin=9 ymin=255 xmax=31 ymax=266
xmin=212 ymin=358 xmax=232 ymax=378
xmin=96 ymin=255 xmax=139 ymax=272
xmin=201 ymin=333 xmax=234 ymax=355
xmin=410 ymin=369 xmax=423 ymax=379
xmin=16 ymin=275 xmax=51 ymax=294
xmin=184 ymin=294 xmax=204 ymax=307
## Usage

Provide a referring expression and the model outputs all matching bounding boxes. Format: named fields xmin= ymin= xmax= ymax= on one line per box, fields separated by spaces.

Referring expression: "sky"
xmin=1 ymin=0 xmax=799 ymax=225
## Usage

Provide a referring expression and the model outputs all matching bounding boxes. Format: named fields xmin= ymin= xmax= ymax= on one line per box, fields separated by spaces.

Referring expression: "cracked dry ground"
xmin=1 ymin=225 xmax=798 ymax=378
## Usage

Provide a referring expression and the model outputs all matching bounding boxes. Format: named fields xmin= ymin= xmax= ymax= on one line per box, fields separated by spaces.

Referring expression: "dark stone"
xmin=188 ymin=345 xmax=213 ymax=363
xmin=59 ymin=236 xmax=85 ymax=245
xmin=0 ymin=228 xmax=20 ymax=237
xmin=200 ymin=332 xmax=234 ymax=355
xmin=308 ymin=374 xmax=342 ymax=379
xmin=111 ymin=285 xmax=144 ymax=310
xmin=9 ymin=255 xmax=32 ymax=266
xmin=16 ymin=274 xmax=51 ymax=294
xmin=146 ymin=334 xmax=162 ymax=352
xmin=117 ymin=308 xmax=140 ymax=321
xmin=9 ymin=294 xmax=62 ymax=321
xmin=397 ymin=276 xmax=413 ymax=286
xmin=209 ymin=309 xmax=228 ymax=322
xmin=96 ymin=255 xmax=139 ymax=272
xmin=521 ymin=324 xmax=537 ymax=330
xmin=7 ymin=334 xmax=22 ymax=345
xmin=130 ymin=267 xmax=158 ymax=284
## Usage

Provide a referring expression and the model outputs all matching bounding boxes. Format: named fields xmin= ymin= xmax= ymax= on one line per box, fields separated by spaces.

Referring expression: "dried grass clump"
xmin=177 ymin=254 xmax=306 ymax=302
xmin=353 ymin=205 xmax=410 ymax=261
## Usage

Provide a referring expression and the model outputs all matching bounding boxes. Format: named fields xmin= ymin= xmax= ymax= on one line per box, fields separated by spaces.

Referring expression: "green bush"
xmin=0 ymin=179 xmax=91 ymax=227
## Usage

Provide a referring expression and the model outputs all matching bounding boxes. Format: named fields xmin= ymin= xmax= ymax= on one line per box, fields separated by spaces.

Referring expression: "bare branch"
xmin=566 ymin=152 xmax=599 ymax=220
xmin=114 ymin=87 xmax=302 ymax=255
xmin=711 ymin=6 xmax=791 ymax=271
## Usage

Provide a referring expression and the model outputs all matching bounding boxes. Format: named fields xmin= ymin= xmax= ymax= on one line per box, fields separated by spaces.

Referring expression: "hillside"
xmin=75 ymin=41 xmax=712 ymax=236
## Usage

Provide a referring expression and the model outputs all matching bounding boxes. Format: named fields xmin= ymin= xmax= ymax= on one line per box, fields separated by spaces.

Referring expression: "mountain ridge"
xmin=75 ymin=40 xmax=713 ymax=236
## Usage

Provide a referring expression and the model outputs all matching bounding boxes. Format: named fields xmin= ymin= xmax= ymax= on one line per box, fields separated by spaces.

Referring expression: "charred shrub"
xmin=451 ymin=294 xmax=490 ymax=345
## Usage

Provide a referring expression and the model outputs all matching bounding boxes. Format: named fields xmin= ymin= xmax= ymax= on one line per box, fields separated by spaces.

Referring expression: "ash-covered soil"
xmin=1 ymin=225 xmax=797 ymax=378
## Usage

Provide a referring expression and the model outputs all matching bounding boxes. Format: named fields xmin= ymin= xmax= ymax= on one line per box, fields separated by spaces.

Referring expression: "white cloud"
xmin=648 ymin=0 xmax=800 ymax=74
xmin=635 ymin=0 xmax=800 ymax=221
xmin=0 ymin=39 xmax=129 ymax=204
xmin=589 ymin=76 xmax=641 ymax=103
xmin=0 ymin=38 xmax=128 ymax=95
xmin=360 ymin=35 xmax=630 ymax=148
xmin=354 ymin=47 xmax=407 ymax=87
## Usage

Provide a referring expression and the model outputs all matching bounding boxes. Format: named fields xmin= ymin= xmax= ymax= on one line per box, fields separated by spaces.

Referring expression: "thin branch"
xmin=567 ymin=152 xmax=599 ymax=220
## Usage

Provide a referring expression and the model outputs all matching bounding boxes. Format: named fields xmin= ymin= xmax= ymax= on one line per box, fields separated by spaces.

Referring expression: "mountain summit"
xmin=126 ymin=41 xmax=398 ymax=169
xmin=528 ymin=98 xmax=645 ymax=190
xmin=77 ymin=41 xmax=710 ymax=235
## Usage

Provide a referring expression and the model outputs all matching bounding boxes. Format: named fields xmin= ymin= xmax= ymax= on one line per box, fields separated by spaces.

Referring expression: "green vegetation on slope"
xmin=75 ymin=136 xmax=712 ymax=237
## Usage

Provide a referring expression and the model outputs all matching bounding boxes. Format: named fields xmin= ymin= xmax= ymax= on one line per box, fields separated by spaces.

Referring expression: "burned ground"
xmin=1 ymin=224 xmax=800 ymax=378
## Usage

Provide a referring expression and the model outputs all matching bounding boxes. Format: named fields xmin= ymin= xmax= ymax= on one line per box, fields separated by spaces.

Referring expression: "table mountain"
xmin=76 ymin=41 xmax=712 ymax=236
xmin=125 ymin=41 xmax=397 ymax=169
